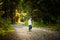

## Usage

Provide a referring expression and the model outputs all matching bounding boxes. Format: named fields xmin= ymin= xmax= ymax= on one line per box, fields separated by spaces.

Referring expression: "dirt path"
xmin=2 ymin=24 xmax=60 ymax=40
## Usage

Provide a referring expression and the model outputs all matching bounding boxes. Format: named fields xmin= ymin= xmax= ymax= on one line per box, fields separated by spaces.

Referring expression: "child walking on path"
xmin=28 ymin=18 xmax=32 ymax=32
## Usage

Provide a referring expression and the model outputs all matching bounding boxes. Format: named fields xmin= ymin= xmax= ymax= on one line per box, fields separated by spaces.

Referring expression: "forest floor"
xmin=1 ymin=24 xmax=60 ymax=40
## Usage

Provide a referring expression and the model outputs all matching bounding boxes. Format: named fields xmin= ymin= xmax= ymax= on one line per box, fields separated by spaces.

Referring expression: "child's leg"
xmin=29 ymin=25 xmax=32 ymax=32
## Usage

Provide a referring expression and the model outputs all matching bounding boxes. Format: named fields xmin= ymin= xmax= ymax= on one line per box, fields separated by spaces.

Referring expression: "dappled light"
xmin=0 ymin=2 xmax=3 ymax=5
xmin=13 ymin=9 xmax=21 ymax=24
xmin=13 ymin=9 xmax=27 ymax=24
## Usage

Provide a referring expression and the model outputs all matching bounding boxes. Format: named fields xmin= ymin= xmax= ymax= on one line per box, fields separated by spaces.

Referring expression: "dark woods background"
xmin=0 ymin=0 xmax=60 ymax=26
xmin=29 ymin=0 xmax=60 ymax=25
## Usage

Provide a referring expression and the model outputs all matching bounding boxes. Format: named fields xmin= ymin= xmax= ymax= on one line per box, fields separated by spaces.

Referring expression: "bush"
xmin=24 ymin=20 xmax=60 ymax=30
xmin=0 ymin=17 xmax=13 ymax=37
xmin=0 ymin=17 xmax=11 ymax=28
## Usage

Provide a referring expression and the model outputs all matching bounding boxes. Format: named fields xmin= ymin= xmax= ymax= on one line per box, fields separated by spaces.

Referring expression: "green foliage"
xmin=0 ymin=30 xmax=6 ymax=36
xmin=5 ymin=17 xmax=11 ymax=24
xmin=24 ymin=20 xmax=60 ymax=30
xmin=30 ymin=0 xmax=59 ymax=24
xmin=24 ymin=20 xmax=28 ymax=26
xmin=0 ymin=0 xmax=21 ymax=23
xmin=19 ymin=0 xmax=60 ymax=25
xmin=0 ymin=17 xmax=13 ymax=37
xmin=0 ymin=17 xmax=13 ymax=30
xmin=33 ymin=21 xmax=60 ymax=30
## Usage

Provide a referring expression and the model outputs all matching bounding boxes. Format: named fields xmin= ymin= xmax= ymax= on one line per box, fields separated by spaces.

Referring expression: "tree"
xmin=26 ymin=0 xmax=60 ymax=25
xmin=1 ymin=0 xmax=20 ymax=23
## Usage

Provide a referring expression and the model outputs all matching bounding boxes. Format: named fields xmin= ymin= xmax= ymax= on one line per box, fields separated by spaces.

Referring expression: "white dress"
xmin=28 ymin=20 xmax=32 ymax=25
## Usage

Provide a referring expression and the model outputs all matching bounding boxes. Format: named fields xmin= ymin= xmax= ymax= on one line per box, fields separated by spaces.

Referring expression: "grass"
xmin=24 ymin=20 xmax=28 ymax=26
xmin=0 ymin=25 xmax=14 ymax=37
xmin=24 ymin=20 xmax=60 ymax=31
xmin=0 ymin=17 xmax=14 ymax=37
